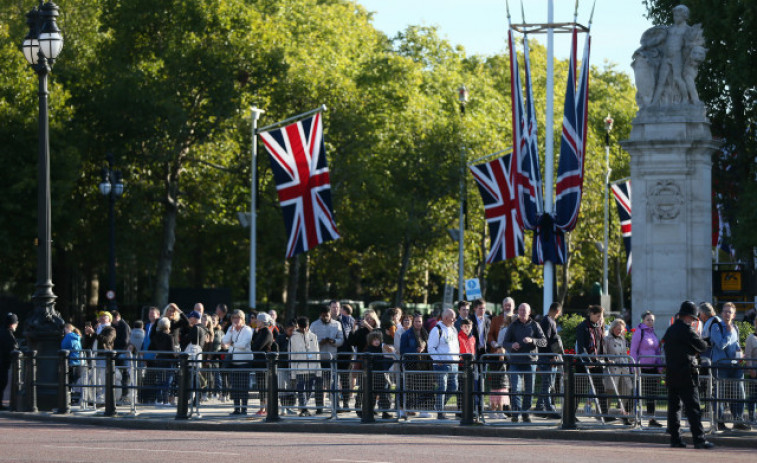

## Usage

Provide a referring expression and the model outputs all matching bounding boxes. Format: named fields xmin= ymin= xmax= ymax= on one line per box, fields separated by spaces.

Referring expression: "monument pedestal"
xmin=621 ymin=104 xmax=720 ymax=335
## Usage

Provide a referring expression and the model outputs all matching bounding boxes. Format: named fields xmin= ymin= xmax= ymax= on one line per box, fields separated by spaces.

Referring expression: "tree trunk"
xmin=615 ymin=256 xmax=626 ymax=311
xmin=300 ymin=253 xmax=310 ymax=313
xmin=153 ymin=153 xmax=184 ymax=308
xmin=476 ymin=225 xmax=487 ymax=298
xmin=394 ymin=236 xmax=412 ymax=307
xmin=285 ymin=254 xmax=299 ymax=320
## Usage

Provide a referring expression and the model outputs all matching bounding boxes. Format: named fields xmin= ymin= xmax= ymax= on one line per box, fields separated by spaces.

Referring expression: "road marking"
xmin=43 ymin=445 xmax=239 ymax=456
xmin=330 ymin=460 xmax=393 ymax=463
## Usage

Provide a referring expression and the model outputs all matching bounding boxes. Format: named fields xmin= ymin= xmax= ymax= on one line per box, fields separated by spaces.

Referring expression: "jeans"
xmin=433 ymin=363 xmax=458 ymax=412
xmin=535 ymin=361 xmax=557 ymax=411
xmin=509 ymin=363 xmax=536 ymax=416
xmin=296 ymin=374 xmax=318 ymax=408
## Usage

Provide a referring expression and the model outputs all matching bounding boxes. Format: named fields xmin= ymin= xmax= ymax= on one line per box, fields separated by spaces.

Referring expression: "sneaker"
xmin=694 ymin=441 xmax=714 ymax=449
xmin=522 ymin=414 xmax=531 ymax=423
xmin=716 ymin=422 xmax=730 ymax=431
xmin=648 ymin=418 xmax=663 ymax=428
xmin=437 ymin=413 xmax=447 ymax=420
xmin=230 ymin=410 xmax=241 ymax=416
xmin=382 ymin=412 xmax=393 ymax=419
xmin=315 ymin=409 xmax=323 ymax=415
xmin=255 ymin=409 xmax=267 ymax=416
xmin=670 ymin=441 xmax=686 ymax=448
xmin=299 ymin=410 xmax=311 ymax=417
xmin=418 ymin=412 xmax=431 ymax=418
xmin=733 ymin=422 xmax=751 ymax=431
xmin=511 ymin=416 xmax=519 ymax=423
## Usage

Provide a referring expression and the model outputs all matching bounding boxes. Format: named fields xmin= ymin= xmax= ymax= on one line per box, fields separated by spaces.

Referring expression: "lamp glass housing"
xmin=99 ymin=181 xmax=112 ymax=196
xmin=22 ymin=38 xmax=39 ymax=65
xmin=38 ymin=31 xmax=63 ymax=60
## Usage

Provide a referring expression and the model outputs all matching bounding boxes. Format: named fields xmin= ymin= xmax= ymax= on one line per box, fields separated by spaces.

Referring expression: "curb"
xmin=1 ymin=411 xmax=755 ymax=448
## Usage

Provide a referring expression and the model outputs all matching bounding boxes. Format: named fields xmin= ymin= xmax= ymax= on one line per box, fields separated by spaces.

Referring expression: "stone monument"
xmin=621 ymin=4 xmax=720 ymax=335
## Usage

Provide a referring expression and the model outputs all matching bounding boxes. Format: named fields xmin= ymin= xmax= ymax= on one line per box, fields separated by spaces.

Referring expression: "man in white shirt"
xmin=309 ymin=306 xmax=344 ymax=414
xmin=427 ymin=308 xmax=460 ymax=419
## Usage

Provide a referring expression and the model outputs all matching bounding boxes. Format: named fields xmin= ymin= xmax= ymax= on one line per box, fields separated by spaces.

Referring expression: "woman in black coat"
xmin=148 ymin=317 xmax=178 ymax=405
xmin=574 ymin=305 xmax=609 ymax=417
xmin=250 ymin=313 xmax=274 ymax=416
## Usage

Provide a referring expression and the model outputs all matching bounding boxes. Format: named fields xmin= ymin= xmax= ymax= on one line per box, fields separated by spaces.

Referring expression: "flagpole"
xmin=542 ymin=0 xmax=556 ymax=315
xmin=467 ymin=147 xmax=513 ymax=166
xmin=602 ymin=115 xmax=613 ymax=303
xmin=250 ymin=106 xmax=265 ymax=309
xmin=257 ymin=105 xmax=327 ymax=134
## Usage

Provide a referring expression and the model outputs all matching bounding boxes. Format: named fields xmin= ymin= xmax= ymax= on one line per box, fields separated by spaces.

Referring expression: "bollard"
xmin=361 ymin=355 xmax=375 ymax=424
xmin=266 ymin=352 xmax=280 ymax=422
xmin=562 ymin=357 xmax=577 ymax=429
xmin=460 ymin=354 xmax=474 ymax=425
xmin=57 ymin=350 xmax=71 ymax=414
xmin=175 ymin=353 xmax=190 ymax=420
xmin=104 ymin=351 xmax=116 ymax=416
xmin=24 ymin=350 xmax=38 ymax=413
xmin=10 ymin=351 xmax=21 ymax=412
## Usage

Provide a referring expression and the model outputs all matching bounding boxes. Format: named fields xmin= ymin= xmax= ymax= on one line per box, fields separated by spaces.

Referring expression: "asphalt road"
xmin=0 ymin=417 xmax=753 ymax=463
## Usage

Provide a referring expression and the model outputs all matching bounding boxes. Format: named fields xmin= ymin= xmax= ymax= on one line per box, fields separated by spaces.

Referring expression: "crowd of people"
xmin=1 ymin=297 xmax=756 ymax=445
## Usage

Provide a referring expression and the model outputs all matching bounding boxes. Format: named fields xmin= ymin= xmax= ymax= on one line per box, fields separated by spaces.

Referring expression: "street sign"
xmin=465 ymin=278 xmax=482 ymax=300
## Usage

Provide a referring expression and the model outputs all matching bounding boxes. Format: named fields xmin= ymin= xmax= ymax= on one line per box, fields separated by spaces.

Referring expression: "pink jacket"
xmin=630 ymin=323 xmax=662 ymax=367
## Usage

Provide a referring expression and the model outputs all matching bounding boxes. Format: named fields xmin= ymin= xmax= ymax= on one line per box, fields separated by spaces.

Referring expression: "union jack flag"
xmin=610 ymin=180 xmax=631 ymax=274
xmin=260 ymin=112 xmax=340 ymax=258
xmin=555 ymin=27 xmax=590 ymax=232
xmin=509 ymin=30 xmax=543 ymax=231
xmin=469 ymin=154 xmax=524 ymax=263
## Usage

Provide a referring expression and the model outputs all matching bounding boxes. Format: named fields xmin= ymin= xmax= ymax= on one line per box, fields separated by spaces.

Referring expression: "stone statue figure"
xmin=631 ymin=4 xmax=706 ymax=108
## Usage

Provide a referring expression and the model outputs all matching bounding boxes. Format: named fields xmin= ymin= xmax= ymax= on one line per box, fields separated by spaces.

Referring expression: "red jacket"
xmin=458 ymin=331 xmax=476 ymax=356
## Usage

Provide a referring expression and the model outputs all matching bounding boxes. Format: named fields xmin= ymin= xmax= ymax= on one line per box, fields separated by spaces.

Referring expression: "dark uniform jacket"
xmin=662 ymin=319 xmax=708 ymax=387
xmin=0 ymin=327 xmax=18 ymax=364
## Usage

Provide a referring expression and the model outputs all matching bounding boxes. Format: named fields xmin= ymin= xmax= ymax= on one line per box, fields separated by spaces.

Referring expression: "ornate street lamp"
xmin=99 ymin=153 xmax=125 ymax=311
xmin=457 ymin=85 xmax=469 ymax=301
xmin=21 ymin=1 xmax=65 ymax=411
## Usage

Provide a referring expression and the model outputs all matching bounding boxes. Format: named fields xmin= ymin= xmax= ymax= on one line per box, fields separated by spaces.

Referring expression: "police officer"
xmin=662 ymin=301 xmax=713 ymax=449
xmin=0 ymin=313 xmax=19 ymax=410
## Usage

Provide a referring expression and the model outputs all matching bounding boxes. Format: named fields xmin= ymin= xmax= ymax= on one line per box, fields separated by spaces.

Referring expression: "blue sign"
xmin=465 ymin=278 xmax=482 ymax=300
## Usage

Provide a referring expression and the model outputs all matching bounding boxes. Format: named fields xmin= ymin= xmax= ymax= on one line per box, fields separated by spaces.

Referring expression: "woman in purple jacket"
xmin=630 ymin=311 xmax=663 ymax=427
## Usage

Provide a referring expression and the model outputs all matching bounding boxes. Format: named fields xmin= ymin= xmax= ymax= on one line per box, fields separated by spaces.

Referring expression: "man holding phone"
xmin=309 ymin=306 xmax=344 ymax=414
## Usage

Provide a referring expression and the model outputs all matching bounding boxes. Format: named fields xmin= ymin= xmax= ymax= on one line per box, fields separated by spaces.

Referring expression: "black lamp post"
xmin=98 ymin=153 xmax=124 ymax=311
xmin=21 ymin=1 xmax=65 ymax=411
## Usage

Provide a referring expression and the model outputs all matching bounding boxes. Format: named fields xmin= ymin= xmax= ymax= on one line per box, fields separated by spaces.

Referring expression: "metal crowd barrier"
xmin=6 ymin=349 xmax=756 ymax=432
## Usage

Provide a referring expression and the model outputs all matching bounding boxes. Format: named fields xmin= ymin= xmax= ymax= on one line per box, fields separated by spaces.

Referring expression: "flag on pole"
xmin=509 ymin=30 xmax=542 ymax=230
xmin=555 ymin=26 xmax=591 ymax=232
xmin=260 ymin=112 xmax=340 ymax=258
xmin=469 ymin=154 xmax=524 ymax=263
xmin=610 ymin=180 xmax=632 ymax=274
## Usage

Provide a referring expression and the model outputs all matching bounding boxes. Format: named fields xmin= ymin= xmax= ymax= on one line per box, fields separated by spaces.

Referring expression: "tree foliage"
xmin=0 ymin=0 xmax=639 ymax=320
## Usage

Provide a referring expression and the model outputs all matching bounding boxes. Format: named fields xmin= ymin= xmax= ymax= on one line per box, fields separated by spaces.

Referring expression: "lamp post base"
xmin=24 ymin=299 xmax=64 ymax=411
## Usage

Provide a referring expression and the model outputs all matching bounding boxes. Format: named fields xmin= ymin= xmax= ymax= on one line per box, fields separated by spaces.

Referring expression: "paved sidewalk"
xmin=1 ymin=407 xmax=755 ymax=449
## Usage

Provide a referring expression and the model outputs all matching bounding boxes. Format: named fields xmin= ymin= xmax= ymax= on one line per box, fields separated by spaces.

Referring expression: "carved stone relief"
xmin=647 ymin=180 xmax=684 ymax=222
